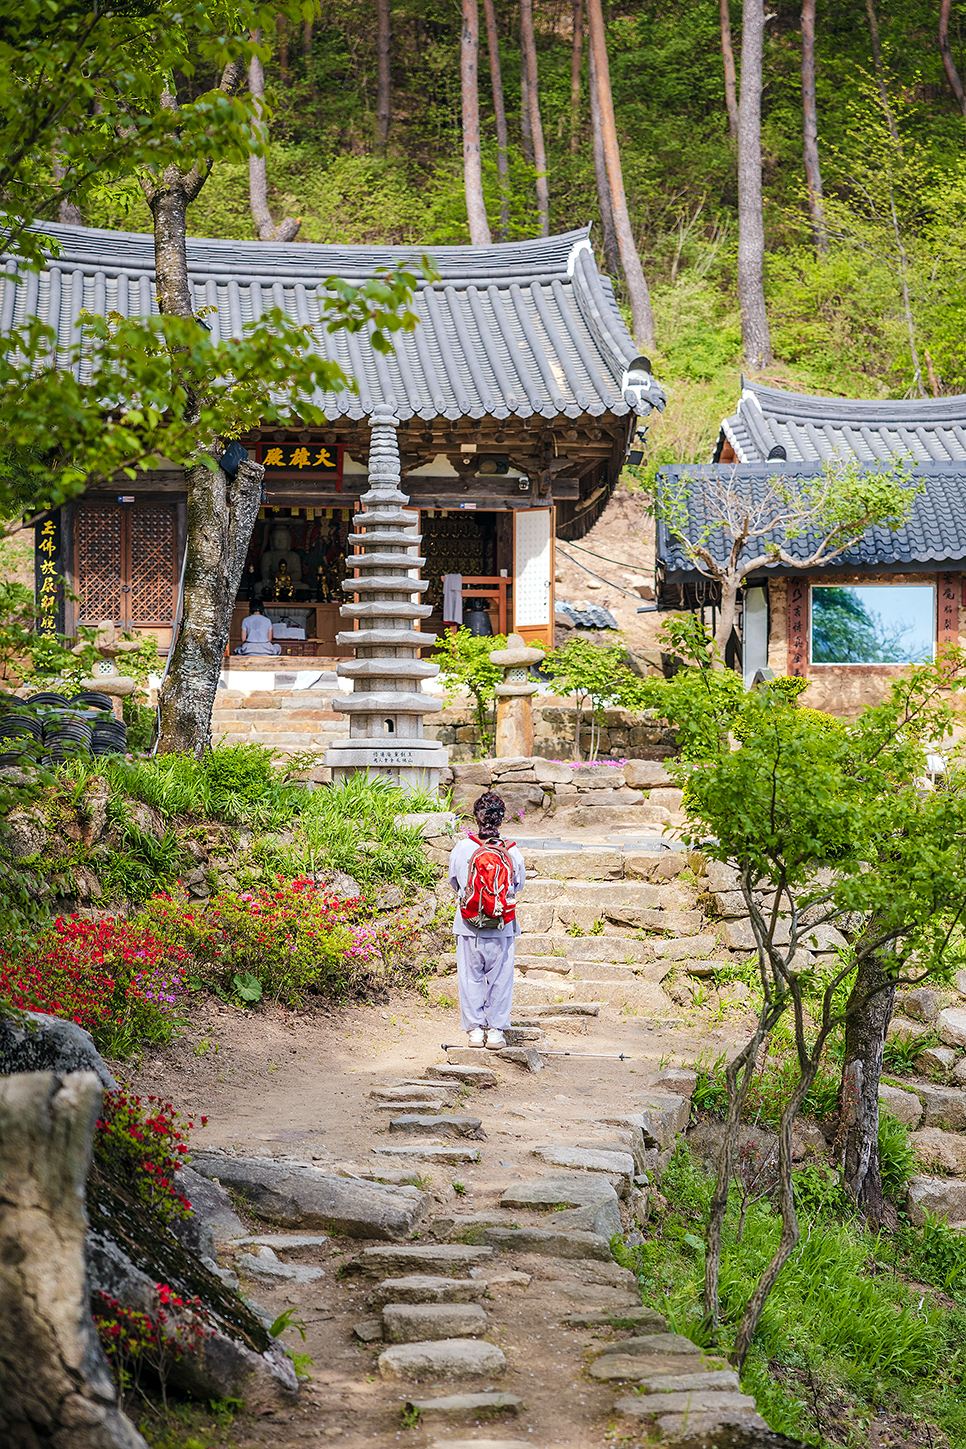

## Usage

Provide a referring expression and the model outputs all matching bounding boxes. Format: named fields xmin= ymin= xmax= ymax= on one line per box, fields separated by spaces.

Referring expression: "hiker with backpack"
xmin=448 ymin=790 xmax=526 ymax=1049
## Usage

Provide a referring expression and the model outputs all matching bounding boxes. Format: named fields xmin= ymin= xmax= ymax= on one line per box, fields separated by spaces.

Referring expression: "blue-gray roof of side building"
xmin=1 ymin=221 xmax=659 ymax=424
xmin=657 ymin=463 xmax=966 ymax=582
xmin=714 ymin=380 xmax=966 ymax=464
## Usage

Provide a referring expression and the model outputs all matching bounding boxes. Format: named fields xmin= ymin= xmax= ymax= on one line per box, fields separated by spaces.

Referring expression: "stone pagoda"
xmin=325 ymin=405 xmax=448 ymax=793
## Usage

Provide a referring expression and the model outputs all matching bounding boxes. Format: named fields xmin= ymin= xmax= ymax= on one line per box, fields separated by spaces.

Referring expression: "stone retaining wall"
xmin=446 ymin=756 xmax=684 ymax=829
xmin=426 ymin=701 xmax=678 ymax=763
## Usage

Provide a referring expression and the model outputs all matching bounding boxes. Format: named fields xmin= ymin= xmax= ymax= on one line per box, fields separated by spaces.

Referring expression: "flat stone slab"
xmin=378 ymin=1338 xmax=505 ymax=1381
xmin=389 ymin=1114 xmax=483 ymax=1136
xmin=650 ymin=934 xmax=719 ymax=960
xmin=654 ymin=1410 xmax=771 ymax=1442
xmin=352 ymin=1317 xmax=383 ymax=1343
xmin=370 ymin=1085 xmax=454 ymax=1103
xmin=622 ymin=1389 xmax=758 ymax=1417
xmin=236 ymin=1252 xmax=324 ymax=1284
xmin=357 ymin=1244 xmax=494 ymax=1276
xmin=191 ymin=1152 xmax=428 ymax=1240
xmin=366 ymin=1276 xmax=483 ymax=1310
xmin=230 ymin=1233 xmax=329 ymax=1250
xmin=916 ymin=1083 xmax=966 ymax=1130
xmin=594 ymin=1332 xmax=708 ymax=1357
xmin=562 ymin=1307 xmax=667 ymax=1329
xmin=425 ymin=1064 xmax=498 ymax=1087
xmin=531 ymin=1144 xmax=634 ymax=1194
xmin=495 ymin=1046 xmax=544 ymax=1071
xmin=373 ymin=1100 xmax=445 ymax=1114
xmin=405 ymin=1392 xmax=523 ymax=1420
xmin=373 ymin=1145 xmax=482 ymax=1165
xmin=634 ymin=1368 xmax=741 ymax=1394
xmin=506 ymin=1000 xmax=600 ymax=1016
xmin=469 ymin=1268 xmax=531 ymax=1289
xmin=383 ymin=1301 xmax=487 ymax=1342
xmin=480 ymin=1226 xmax=613 ymax=1261
xmin=907 ymin=1174 xmax=966 ymax=1225
xmin=500 ymin=1173 xmax=619 ymax=1212
xmin=589 ymin=1350 xmax=728 ymax=1382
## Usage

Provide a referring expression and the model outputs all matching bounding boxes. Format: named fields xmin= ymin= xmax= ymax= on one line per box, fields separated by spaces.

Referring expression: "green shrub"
xmin=878 ymin=1109 xmax=918 ymax=1199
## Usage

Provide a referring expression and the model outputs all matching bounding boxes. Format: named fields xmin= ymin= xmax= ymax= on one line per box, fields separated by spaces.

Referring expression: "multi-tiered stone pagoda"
xmin=325 ymin=405 xmax=448 ymax=793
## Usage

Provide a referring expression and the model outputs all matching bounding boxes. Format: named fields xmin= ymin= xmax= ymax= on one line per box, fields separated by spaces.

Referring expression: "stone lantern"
xmin=489 ymin=633 xmax=545 ymax=758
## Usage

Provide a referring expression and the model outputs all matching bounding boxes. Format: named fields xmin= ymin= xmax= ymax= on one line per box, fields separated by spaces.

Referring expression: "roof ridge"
xmin=744 ymin=379 xmax=966 ymax=421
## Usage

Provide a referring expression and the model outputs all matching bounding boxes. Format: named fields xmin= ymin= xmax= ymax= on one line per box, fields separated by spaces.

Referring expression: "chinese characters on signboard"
xmin=939 ymin=572 xmax=960 ymax=650
xmin=787 ymin=578 xmax=808 ymax=676
xmin=35 ymin=513 xmax=64 ymax=638
xmin=257 ymin=443 xmax=341 ymax=471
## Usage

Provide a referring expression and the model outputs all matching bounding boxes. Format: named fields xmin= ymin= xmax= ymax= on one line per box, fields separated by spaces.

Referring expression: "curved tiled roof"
xmin=715 ymin=381 xmax=966 ymax=465
xmin=1 ymin=221 xmax=652 ymax=423
xmin=657 ymin=463 xmax=966 ymax=581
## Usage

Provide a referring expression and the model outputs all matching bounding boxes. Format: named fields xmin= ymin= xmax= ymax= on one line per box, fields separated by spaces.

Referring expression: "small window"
xmin=810 ymin=584 xmax=935 ymax=665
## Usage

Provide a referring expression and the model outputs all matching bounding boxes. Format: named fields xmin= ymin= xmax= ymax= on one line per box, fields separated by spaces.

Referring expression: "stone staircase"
xmin=210 ymin=684 xmax=346 ymax=758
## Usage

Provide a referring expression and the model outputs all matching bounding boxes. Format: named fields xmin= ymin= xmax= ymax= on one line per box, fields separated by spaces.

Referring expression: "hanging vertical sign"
xmin=35 ymin=512 xmax=64 ymax=638
xmin=938 ymin=572 xmax=959 ymax=651
xmin=787 ymin=577 xmax=808 ymax=677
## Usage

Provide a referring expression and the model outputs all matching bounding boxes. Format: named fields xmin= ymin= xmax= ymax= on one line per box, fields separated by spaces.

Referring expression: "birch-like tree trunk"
xmin=461 ymin=0 xmax=492 ymax=245
xmin=588 ymin=36 xmax=619 ymax=278
xmin=520 ymin=28 xmax=535 ymax=166
xmin=586 ymin=0 xmax=654 ymax=347
xmin=720 ymin=0 xmax=739 ymax=139
xmin=482 ymin=0 xmax=510 ymax=235
xmin=801 ymin=0 xmax=826 ymax=252
xmin=520 ymin=0 xmax=549 ymax=235
xmin=737 ymin=0 xmax=772 ymax=369
xmin=375 ymin=0 xmax=391 ymax=153
xmin=570 ymin=0 xmax=584 ymax=154
xmin=838 ymin=949 xmax=898 ymax=1227
xmin=304 ymin=19 xmax=317 ymax=99
xmin=939 ymin=0 xmax=966 ymax=120
xmin=140 ymin=71 xmax=268 ymax=755
xmin=248 ymin=36 xmax=301 ymax=243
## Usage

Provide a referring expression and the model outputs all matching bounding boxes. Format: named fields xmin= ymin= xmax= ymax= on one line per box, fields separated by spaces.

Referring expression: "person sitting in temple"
xmin=235 ymin=601 xmax=282 ymax=656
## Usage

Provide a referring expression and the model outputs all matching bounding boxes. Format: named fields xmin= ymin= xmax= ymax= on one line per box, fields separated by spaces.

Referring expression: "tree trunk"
xmin=939 ymin=0 xmax=966 ymax=120
xmin=157 ymin=454 xmax=265 ymax=755
xmin=482 ymin=0 xmax=510 ymax=236
xmin=720 ymin=0 xmax=739 ymax=139
xmin=375 ymin=0 xmax=391 ymax=153
xmin=276 ymin=12 xmax=289 ymax=83
xmin=520 ymin=0 xmax=549 ymax=235
xmin=520 ymin=30 xmax=535 ymax=166
xmin=586 ymin=0 xmax=655 ymax=348
xmin=304 ymin=20 xmax=317 ymax=99
xmin=736 ymin=0 xmax=772 ymax=370
xmin=461 ymin=0 xmax=492 ymax=245
xmin=570 ymin=0 xmax=584 ymax=154
xmin=713 ymin=575 xmax=740 ymax=659
xmin=0 ymin=1071 xmax=147 ymax=1449
xmin=588 ymin=37 xmax=620 ymax=277
xmin=864 ymin=0 xmax=899 ymax=141
xmin=838 ymin=949 xmax=898 ymax=1228
xmin=801 ymin=0 xmax=827 ymax=253
xmin=248 ymin=37 xmax=301 ymax=242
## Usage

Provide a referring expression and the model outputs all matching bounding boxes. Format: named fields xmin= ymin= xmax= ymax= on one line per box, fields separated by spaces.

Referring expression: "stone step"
xmin=378 ymin=1339 xmax=506 ymax=1381
xmin=517 ymin=936 xmax=653 ymax=963
xmin=522 ymin=848 xmax=625 ymax=880
xmin=366 ymin=1276 xmax=484 ymax=1310
xmin=356 ymin=1244 xmax=494 ymax=1276
xmin=373 ymin=1144 xmax=483 ymax=1165
xmin=369 ymin=1085 xmax=459 ymax=1103
xmin=519 ymin=879 xmax=687 ymax=908
xmin=593 ymin=1332 xmax=702 ymax=1358
xmin=424 ymin=1064 xmax=498 ymax=1088
xmin=614 ymin=1389 xmax=758 ymax=1419
xmin=404 ymin=1392 xmax=524 ymax=1422
xmin=499 ymin=1173 xmax=619 ymax=1212
xmin=382 ymin=1301 xmax=488 ymax=1342
xmin=634 ymin=1368 xmax=741 ymax=1395
xmin=552 ymin=805 xmax=671 ymax=830
xmin=480 ymin=1226 xmax=613 ymax=1261
xmin=530 ymin=1143 xmax=634 ymax=1194
xmin=388 ymin=1114 xmax=483 ymax=1137
xmin=568 ymin=980 xmax=675 ymax=1011
xmin=562 ymin=1307 xmax=666 ymax=1330
xmin=372 ymin=1100 xmax=445 ymax=1114
xmin=512 ymin=980 xmax=576 ymax=1006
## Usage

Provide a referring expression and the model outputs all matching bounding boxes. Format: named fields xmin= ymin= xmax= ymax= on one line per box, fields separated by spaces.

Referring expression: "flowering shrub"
xmin=0 ymin=916 xmax=188 ymax=1057
xmin=138 ymin=877 xmax=360 ymax=1006
xmin=94 ymin=1091 xmax=206 ymax=1223
xmin=93 ymin=1283 xmax=213 ymax=1408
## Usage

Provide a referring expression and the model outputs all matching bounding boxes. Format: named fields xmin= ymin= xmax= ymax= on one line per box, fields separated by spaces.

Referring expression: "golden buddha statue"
xmin=275 ymin=559 xmax=294 ymax=600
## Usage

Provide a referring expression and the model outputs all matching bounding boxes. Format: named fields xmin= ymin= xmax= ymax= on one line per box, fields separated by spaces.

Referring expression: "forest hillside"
xmin=81 ymin=0 xmax=966 ymax=464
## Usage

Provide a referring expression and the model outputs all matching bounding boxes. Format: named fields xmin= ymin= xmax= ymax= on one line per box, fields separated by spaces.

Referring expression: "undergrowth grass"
xmin=619 ymin=1145 xmax=966 ymax=1447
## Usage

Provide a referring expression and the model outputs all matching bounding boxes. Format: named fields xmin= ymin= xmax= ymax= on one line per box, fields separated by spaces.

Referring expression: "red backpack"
xmin=459 ymin=834 xmax=517 ymax=931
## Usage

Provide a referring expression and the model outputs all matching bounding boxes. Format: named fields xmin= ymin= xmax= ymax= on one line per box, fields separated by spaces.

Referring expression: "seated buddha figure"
xmin=260 ymin=523 xmax=303 ymax=598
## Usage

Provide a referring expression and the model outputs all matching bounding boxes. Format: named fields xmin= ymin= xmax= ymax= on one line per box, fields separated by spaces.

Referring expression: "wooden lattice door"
xmin=75 ymin=502 xmax=177 ymax=629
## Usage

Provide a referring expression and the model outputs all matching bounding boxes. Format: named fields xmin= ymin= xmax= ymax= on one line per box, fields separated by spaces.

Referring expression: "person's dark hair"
xmin=473 ymin=790 xmax=506 ymax=842
xmin=250 ymin=601 xmax=264 ymax=615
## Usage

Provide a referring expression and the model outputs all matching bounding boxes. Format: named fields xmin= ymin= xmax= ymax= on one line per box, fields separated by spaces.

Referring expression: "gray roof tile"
xmin=3 ymin=221 xmax=658 ymax=423
xmin=657 ymin=462 xmax=966 ymax=580
xmin=715 ymin=380 xmax=966 ymax=465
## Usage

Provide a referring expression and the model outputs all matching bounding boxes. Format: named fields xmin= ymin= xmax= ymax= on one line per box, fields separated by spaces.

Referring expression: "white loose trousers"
xmin=455 ymin=933 xmax=516 ymax=1031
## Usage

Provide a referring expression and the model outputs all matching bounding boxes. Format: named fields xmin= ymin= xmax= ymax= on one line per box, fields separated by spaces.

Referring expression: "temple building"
xmin=12 ymin=221 xmax=664 ymax=668
xmin=657 ymin=381 xmax=966 ymax=715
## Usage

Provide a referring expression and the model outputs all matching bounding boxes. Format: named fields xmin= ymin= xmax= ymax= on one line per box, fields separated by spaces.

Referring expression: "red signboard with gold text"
xmin=255 ymin=442 xmax=344 ymax=490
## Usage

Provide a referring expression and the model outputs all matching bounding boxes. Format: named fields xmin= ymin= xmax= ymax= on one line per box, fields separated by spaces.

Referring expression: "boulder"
xmin=623 ymin=761 xmax=673 ymax=788
xmin=0 ymin=1012 xmax=117 ymax=1091
xmin=915 ymin=1083 xmax=966 ymax=1131
xmin=911 ymin=1128 xmax=966 ymax=1176
xmin=937 ymin=1007 xmax=966 ymax=1049
xmin=917 ymin=1046 xmax=959 ymax=1076
xmin=903 ymin=988 xmax=942 ymax=1023
xmin=377 ymin=1339 xmax=505 ymax=1381
xmin=887 ymin=1015 xmax=922 ymax=1044
xmin=907 ymin=1175 xmax=966 ymax=1225
xmin=190 ymin=1151 xmax=429 ymax=1239
xmin=704 ymin=861 xmax=740 ymax=892
xmin=533 ymin=760 xmax=574 ymax=784
xmin=479 ymin=1227 xmax=613 ymax=1260
xmin=4 ymin=808 xmax=47 ymax=859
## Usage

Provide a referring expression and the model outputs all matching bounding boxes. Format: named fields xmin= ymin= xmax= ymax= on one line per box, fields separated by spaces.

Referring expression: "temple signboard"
xmin=256 ymin=442 xmax=343 ymax=485
xmin=35 ymin=512 xmax=64 ymax=638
